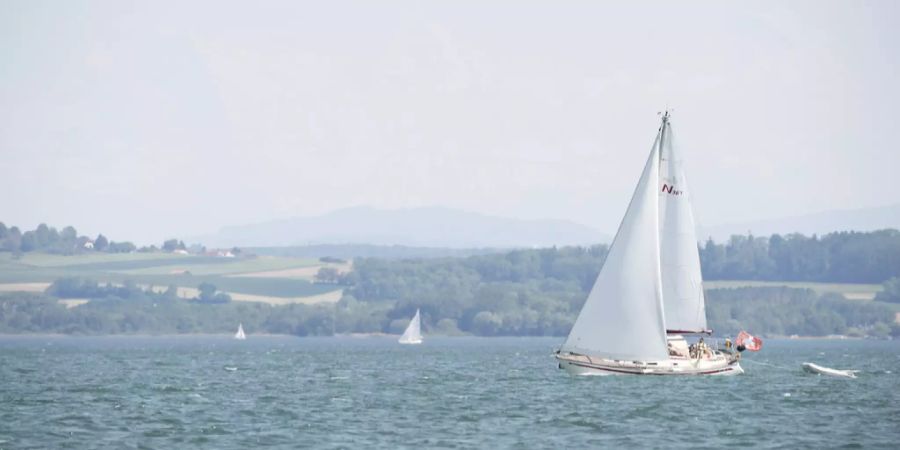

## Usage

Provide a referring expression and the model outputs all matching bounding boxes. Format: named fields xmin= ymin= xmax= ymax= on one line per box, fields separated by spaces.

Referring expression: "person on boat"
xmin=696 ymin=337 xmax=712 ymax=359
xmin=723 ymin=338 xmax=733 ymax=354
xmin=667 ymin=341 xmax=678 ymax=357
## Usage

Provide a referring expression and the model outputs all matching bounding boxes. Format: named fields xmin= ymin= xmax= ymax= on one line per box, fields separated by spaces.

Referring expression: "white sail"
xmin=658 ymin=120 xmax=708 ymax=333
xmin=560 ymin=127 xmax=669 ymax=362
xmin=399 ymin=309 xmax=423 ymax=344
xmin=235 ymin=323 xmax=246 ymax=340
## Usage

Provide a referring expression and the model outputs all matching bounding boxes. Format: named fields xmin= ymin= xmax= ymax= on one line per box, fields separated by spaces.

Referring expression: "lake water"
xmin=0 ymin=336 xmax=898 ymax=449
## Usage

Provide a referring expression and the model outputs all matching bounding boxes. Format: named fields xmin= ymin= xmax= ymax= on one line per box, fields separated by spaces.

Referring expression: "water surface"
xmin=0 ymin=336 xmax=897 ymax=448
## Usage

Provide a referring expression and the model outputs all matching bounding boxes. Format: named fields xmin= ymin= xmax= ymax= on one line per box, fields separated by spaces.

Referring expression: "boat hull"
xmin=801 ymin=362 xmax=857 ymax=378
xmin=556 ymin=353 xmax=743 ymax=376
xmin=398 ymin=339 xmax=423 ymax=345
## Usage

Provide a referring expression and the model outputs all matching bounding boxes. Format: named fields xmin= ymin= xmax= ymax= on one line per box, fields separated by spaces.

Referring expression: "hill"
xmin=699 ymin=203 xmax=900 ymax=241
xmin=193 ymin=206 xmax=609 ymax=249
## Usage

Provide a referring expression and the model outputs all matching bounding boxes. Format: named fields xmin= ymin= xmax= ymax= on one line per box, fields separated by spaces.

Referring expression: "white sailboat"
xmin=555 ymin=111 xmax=743 ymax=376
xmin=398 ymin=309 xmax=423 ymax=345
xmin=234 ymin=323 xmax=246 ymax=340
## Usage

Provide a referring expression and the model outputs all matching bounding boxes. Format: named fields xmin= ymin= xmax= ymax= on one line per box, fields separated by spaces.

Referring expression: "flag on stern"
xmin=736 ymin=331 xmax=763 ymax=352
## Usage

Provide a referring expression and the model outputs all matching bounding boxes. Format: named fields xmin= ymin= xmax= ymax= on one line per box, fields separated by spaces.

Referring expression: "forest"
xmin=1 ymin=273 xmax=895 ymax=339
xmin=2 ymin=225 xmax=899 ymax=338
xmin=699 ymin=229 xmax=900 ymax=283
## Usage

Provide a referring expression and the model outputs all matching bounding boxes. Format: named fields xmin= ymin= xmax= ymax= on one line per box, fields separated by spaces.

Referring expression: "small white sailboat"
xmin=234 ymin=323 xmax=246 ymax=340
xmin=398 ymin=309 xmax=423 ymax=345
xmin=556 ymin=111 xmax=743 ymax=376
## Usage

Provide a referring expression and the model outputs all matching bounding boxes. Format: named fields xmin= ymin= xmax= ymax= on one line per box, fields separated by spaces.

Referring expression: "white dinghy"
xmin=802 ymin=362 xmax=858 ymax=379
xmin=555 ymin=112 xmax=743 ymax=376
xmin=398 ymin=309 xmax=423 ymax=345
xmin=234 ymin=323 xmax=246 ymax=340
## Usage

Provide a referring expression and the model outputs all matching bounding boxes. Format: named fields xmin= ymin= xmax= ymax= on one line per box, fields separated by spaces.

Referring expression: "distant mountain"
xmin=195 ymin=206 xmax=609 ymax=249
xmin=699 ymin=203 xmax=900 ymax=242
xmin=248 ymin=244 xmax=505 ymax=260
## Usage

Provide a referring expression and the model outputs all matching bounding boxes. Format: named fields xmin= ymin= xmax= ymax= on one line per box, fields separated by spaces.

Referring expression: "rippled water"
xmin=0 ymin=336 xmax=897 ymax=449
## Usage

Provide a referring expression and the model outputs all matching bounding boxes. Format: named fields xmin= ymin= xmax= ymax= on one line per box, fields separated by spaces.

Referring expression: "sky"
xmin=2 ymin=0 xmax=899 ymax=245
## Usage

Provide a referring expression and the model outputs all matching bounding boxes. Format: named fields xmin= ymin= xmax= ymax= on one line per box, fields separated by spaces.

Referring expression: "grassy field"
xmin=1 ymin=252 xmax=890 ymax=309
xmin=0 ymin=252 xmax=343 ymax=304
xmin=117 ymin=257 xmax=322 ymax=277
xmin=0 ymin=251 xmax=179 ymax=267
xmin=705 ymin=280 xmax=883 ymax=300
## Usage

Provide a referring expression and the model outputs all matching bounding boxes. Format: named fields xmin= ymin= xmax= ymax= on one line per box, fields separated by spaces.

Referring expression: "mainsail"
xmin=399 ymin=309 xmax=423 ymax=344
xmin=235 ymin=323 xmax=246 ymax=340
xmin=658 ymin=119 xmax=708 ymax=334
xmin=560 ymin=125 xmax=669 ymax=362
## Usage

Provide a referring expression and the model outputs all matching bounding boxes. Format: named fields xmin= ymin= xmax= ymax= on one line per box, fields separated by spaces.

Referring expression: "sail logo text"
xmin=661 ymin=184 xmax=684 ymax=196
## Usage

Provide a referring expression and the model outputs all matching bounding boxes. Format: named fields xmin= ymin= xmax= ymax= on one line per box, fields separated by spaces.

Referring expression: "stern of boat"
xmin=556 ymin=351 xmax=745 ymax=376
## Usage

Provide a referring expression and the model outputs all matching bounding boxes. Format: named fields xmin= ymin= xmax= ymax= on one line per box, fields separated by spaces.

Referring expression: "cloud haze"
xmin=2 ymin=0 xmax=898 ymax=244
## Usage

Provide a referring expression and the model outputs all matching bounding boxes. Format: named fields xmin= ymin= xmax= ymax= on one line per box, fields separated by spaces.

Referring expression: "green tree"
xmin=35 ymin=223 xmax=51 ymax=248
xmin=108 ymin=241 xmax=136 ymax=253
xmin=20 ymin=231 xmax=37 ymax=252
xmin=163 ymin=285 xmax=179 ymax=298
xmin=195 ymin=282 xmax=230 ymax=304
xmin=60 ymin=226 xmax=77 ymax=242
xmin=315 ymin=267 xmax=340 ymax=284
xmin=3 ymin=226 xmax=22 ymax=252
xmin=94 ymin=234 xmax=109 ymax=251
xmin=875 ymin=277 xmax=900 ymax=303
xmin=162 ymin=239 xmax=179 ymax=252
xmin=198 ymin=282 xmax=216 ymax=300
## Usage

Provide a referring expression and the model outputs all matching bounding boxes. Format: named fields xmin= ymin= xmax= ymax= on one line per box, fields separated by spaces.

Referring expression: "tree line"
xmin=0 ymin=221 xmax=209 ymax=256
xmin=4 ymin=220 xmax=899 ymax=286
xmin=0 ymin=290 xmax=333 ymax=336
xmin=0 ymin=279 xmax=894 ymax=338
xmin=319 ymin=229 xmax=900 ymax=287
xmin=336 ymin=248 xmax=897 ymax=338
xmin=699 ymin=229 xmax=900 ymax=283
xmin=0 ymin=222 xmax=136 ymax=255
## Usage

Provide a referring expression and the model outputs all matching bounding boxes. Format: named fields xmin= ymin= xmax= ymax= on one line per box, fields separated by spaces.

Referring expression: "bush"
xmin=875 ymin=277 xmax=900 ymax=303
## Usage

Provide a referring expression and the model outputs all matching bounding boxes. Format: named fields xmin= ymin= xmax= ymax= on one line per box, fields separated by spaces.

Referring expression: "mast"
xmin=659 ymin=110 xmax=669 ymax=161
xmin=658 ymin=111 xmax=710 ymax=334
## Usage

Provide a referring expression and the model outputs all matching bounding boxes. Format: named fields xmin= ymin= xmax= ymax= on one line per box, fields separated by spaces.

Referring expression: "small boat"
xmin=802 ymin=362 xmax=858 ymax=378
xmin=555 ymin=112 xmax=743 ymax=376
xmin=398 ymin=309 xmax=423 ymax=345
xmin=234 ymin=323 xmax=246 ymax=340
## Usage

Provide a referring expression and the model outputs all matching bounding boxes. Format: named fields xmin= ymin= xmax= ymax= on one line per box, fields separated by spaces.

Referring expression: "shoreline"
xmin=0 ymin=333 xmax=887 ymax=340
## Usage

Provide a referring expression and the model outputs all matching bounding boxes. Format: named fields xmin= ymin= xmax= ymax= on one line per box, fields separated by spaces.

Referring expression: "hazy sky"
xmin=2 ymin=0 xmax=898 ymax=245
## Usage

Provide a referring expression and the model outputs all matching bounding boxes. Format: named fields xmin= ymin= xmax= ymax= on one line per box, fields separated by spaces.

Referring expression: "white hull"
xmin=556 ymin=352 xmax=743 ymax=376
xmin=802 ymin=362 xmax=857 ymax=378
xmin=398 ymin=338 xmax=422 ymax=345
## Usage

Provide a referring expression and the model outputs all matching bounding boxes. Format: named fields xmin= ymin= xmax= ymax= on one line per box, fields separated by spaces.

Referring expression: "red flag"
xmin=736 ymin=331 xmax=763 ymax=352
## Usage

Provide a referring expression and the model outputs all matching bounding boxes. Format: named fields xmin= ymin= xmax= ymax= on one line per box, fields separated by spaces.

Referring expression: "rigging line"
xmin=742 ymin=359 xmax=793 ymax=371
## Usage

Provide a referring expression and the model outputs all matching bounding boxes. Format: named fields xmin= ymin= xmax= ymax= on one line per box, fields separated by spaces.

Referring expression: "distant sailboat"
xmin=398 ymin=309 xmax=423 ymax=345
xmin=235 ymin=323 xmax=246 ymax=340
xmin=555 ymin=111 xmax=743 ymax=376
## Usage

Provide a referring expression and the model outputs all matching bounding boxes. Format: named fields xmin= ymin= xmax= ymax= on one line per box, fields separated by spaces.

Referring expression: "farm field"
xmin=0 ymin=252 xmax=345 ymax=305
xmin=705 ymin=280 xmax=883 ymax=300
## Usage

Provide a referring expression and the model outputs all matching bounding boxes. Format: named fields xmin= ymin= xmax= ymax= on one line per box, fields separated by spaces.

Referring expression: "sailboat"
xmin=555 ymin=112 xmax=743 ymax=376
xmin=234 ymin=323 xmax=246 ymax=340
xmin=398 ymin=309 xmax=423 ymax=345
